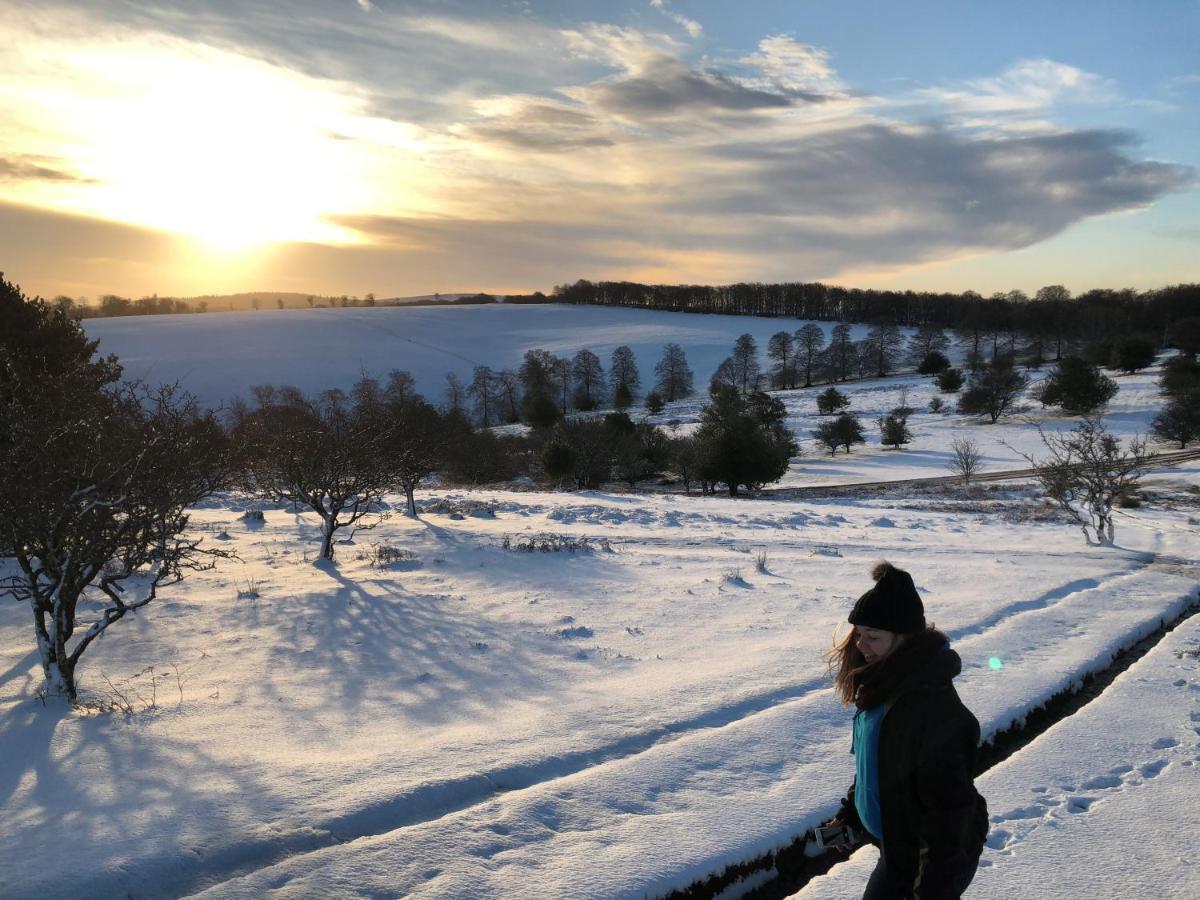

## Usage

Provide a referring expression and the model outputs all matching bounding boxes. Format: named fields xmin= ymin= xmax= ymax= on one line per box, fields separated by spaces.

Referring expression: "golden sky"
xmin=1 ymin=1 xmax=1196 ymax=300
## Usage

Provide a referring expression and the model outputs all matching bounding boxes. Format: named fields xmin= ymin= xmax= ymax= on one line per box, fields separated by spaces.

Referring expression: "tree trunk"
xmin=320 ymin=516 xmax=336 ymax=559
xmin=35 ymin=604 xmax=77 ymax=701
xmin=405 ymin=485 xmax=417 ymax=517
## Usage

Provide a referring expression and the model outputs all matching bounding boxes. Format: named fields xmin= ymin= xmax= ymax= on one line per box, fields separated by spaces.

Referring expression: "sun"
xmin=5 ymin=26 xmax=380 ymax=251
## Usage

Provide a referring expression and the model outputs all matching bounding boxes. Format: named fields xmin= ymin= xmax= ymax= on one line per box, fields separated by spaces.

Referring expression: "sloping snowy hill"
xmin=83 ymin=304 xmax=875 ymax=410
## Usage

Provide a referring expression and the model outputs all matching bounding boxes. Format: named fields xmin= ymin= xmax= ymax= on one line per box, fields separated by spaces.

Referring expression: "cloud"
xmin=667 ymin=125 xmax=1193 ymax=272
xmin=649 ymin=0 xmax=703 ymax=39
xmin=921 ymin=58 xmax=1116 ymax=117
xmin=356 ymin=0 xmax=374 ymax=11
xmin=741 ymin=35 xmax=843 ymax=95
xmin=457 ymin=95 xmax=615 ymax=150
xmin=569 ymin=54 xmax=794 ymax=121
xmin=0 ymin=155 xmax=93 ymax=183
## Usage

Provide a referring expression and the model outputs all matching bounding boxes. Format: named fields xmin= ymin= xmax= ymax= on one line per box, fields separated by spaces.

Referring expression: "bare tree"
xmin=444 ymin=372 xmax=467 ymax=414
xmin=2 ymin=276 xmax=230 ymax=703
xmin=234 ymin=386 xmax=389 ymax=559
xmin=829 ymin=323 xmax=854 ymax=382
xmin=571 ymin=349 xmax=606 ymax=410
xmin=767 ymin=331 xmax=795 ymax=389
xmin=865 ymin=323 xmax=904 ymax=376
xmin=794 ymin=323 xmax=826 ymax=387
xmin=948 ymin=437 xmax=983 ymax=487
xmin=1014 ymin=419 xmax=1151 ymax=545
xmin=610 ymin=345 xmax=640 ymax=404
xmin=468 ymin=365 xmax=497 ymax=426
xmin=729 ymin=333 xmax=761 ymax=395
xmin=654 ymin=343 xmax=694 ymax=401
xmin=495 ymin=369 xmax=522 ymax=423
xmin=907 ymin=325 xmax=950 ymax=364
xmin=4 ymin=379 xmax=229 ymax=703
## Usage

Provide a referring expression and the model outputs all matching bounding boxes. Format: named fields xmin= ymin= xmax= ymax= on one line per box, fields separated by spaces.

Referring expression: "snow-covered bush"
xmin=501 ymin=533 xmax=612 ymax=553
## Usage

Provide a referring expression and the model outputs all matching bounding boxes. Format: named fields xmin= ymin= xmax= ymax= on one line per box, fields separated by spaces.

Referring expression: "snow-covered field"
xmin=2 ymin=468 xmax=1197 ymax=897
xmin=83 ymin=303 xmax=877 ymax=412
xmin=3 ymin=305 xmax=1195 ymax=898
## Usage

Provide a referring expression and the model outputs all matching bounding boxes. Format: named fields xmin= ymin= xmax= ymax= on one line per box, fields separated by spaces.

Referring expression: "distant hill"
xmin=178 ymin=291 xmax=493 ymax=311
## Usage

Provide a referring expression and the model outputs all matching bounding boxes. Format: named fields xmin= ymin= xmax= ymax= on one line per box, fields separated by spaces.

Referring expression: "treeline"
xmin=50 ymin=290 xmax=554 ymax=318
xmin=551 ymin=280 xmax=1200 ymax=349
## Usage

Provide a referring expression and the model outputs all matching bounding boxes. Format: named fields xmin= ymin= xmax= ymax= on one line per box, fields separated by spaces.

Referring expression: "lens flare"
xmin=989 ymin=657 xmax=1004 ymax=670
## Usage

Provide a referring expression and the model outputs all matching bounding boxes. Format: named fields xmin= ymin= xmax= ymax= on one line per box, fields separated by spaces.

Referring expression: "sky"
xmin=0 ymin=0 xmax=1197 ymax=301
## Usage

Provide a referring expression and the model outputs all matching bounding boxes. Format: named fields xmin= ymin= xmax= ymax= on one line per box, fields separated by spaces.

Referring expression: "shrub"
xmin=929 ymin=397 xmax=945 ymax=413
xmin=501 ymin=533 xmax=612 ymax=553
xmin=644 ymin=390 xmax=665 ymax=415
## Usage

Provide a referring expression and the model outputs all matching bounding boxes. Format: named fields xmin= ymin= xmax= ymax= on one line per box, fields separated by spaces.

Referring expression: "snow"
xmin=794 ymin=612 xmax=1200 ymax=900
xmin=2 ymin=473 xmax=1196 ymax=897
xmin=1 ymin=305 xmax=1195 ymax=897
xmin=81 ymin=304 xmax=880 ymax=412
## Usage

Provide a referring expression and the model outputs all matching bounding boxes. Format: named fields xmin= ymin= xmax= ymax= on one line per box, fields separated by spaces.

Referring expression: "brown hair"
xmin=825 ymin=622 xmax=937 ymax=706
xmin=825 ymin=624 xmax=869 ymax=706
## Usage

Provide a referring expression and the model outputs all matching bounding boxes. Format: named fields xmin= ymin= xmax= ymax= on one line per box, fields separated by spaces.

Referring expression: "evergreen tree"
xmin=958 ymin=358 xmax=1028 ymax=423
xmin=694 ymin=385 xmax=796 ymax=495
xmin=812 ymin=413 xmax=865 ymax=455
xmin=816 ymin=386 xmax=850 ymax=415
xmin=1109 ymin=337 xmax=1157 ymax=374
xmin=1036 ymin=357 xmax=1118 ymax=414
xmin=936 ymin=367 xmax=965 ymax=393
xmin=917 ymin=351 xmax=951 ymax=375
xmin=879 ymin=414 xmax=912 ymax=449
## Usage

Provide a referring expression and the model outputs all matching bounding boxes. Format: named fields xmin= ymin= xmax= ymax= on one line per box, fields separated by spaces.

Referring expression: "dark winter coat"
xmin=837 ymin=630 xmax=989 ymax=899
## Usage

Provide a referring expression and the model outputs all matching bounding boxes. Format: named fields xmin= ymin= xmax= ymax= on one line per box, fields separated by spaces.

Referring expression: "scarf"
xmin=853 ymin=628 xmax=950 ymax=710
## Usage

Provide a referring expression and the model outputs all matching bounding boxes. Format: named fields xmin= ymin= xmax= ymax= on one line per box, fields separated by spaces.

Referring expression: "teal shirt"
xmin=852 ymin=705 xmax=888 ymax=840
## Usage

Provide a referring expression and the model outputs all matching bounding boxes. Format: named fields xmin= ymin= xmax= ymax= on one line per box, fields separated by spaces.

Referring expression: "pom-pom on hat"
xmin=848 ymin=561 xmax=926 ymax=634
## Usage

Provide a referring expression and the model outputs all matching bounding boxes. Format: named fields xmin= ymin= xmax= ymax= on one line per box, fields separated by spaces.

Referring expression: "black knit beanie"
xmin=848 ymin=561 xmax=926 ymax=634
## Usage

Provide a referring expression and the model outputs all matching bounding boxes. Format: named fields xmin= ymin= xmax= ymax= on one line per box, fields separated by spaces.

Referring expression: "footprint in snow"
xmin=1140 ymin=759 xmax=1168 ymax=779
xmin=1152 ymin=736 xmax=1178 ymax=749
xmin=1066 ymin=796 xmax=1096 ymax=814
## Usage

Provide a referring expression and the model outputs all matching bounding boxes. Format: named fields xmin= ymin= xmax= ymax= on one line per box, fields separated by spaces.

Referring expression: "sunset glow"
xmin=0 ymin=1 xmax=1195 ymax=298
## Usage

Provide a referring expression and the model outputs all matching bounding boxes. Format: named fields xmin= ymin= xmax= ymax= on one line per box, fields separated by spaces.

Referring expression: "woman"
xmin=826 ymin=561 xmax=989 ymax=899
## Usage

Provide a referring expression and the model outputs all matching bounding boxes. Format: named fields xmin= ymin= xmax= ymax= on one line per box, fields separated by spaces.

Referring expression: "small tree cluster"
xmin=813 ymin=413 xmax=866 ymax=455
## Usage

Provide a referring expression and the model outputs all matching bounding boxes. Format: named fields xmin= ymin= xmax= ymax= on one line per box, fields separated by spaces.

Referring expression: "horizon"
xmin=2 ymin=1 xmax=1197 ymax=300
